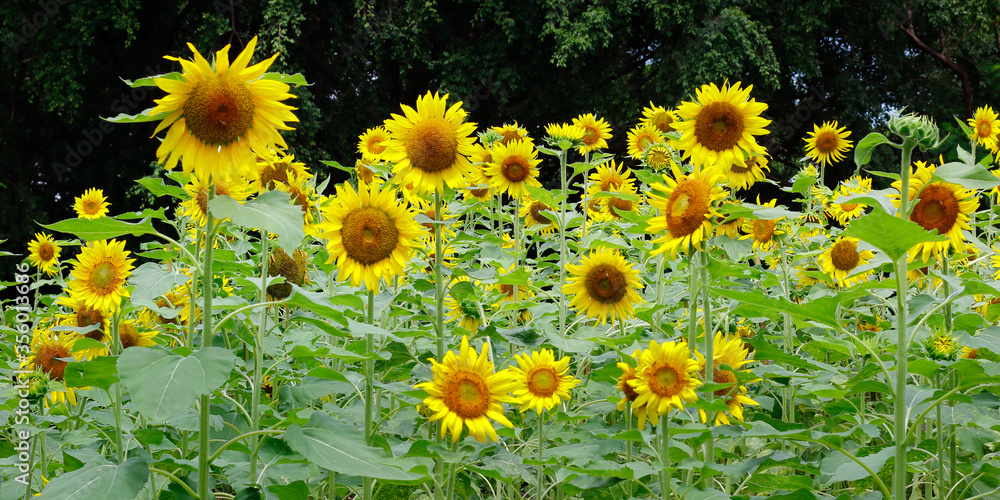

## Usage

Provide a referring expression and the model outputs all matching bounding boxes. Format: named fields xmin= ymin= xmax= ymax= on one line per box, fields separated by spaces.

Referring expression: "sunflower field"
xmin=6 ymin=32 xmax=1000 ymax=500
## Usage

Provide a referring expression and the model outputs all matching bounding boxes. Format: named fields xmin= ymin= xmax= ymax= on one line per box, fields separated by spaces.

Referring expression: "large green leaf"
xmin=64 ymin=356 xmax=119 ymax=392
xmin=40 ymin=217 xmax=157 ymax=241
xmin=37 ymin=458 xmax=149 ymax=500
xmin=933 ymin=162 xmax=1000 ymax=190
xmin=208 ymin=190 xmax=304 ymax=254
xmin=283 ymin=412 xmax=420 ymax=480
xmin=819 ymin=445 xmax=893 ymax=484
xmin=118 ymin=347 xmax=237 ymax=421
xmin=711 ymin=287 xmax=863 ymax=328
xmin=854 ymin=132 xmax=896 ymax=167
xmin=128 ymin=262 xmax=188 ymax=306
xmin=841 ymin=208 xmax=948 ymax=262
xmin=136 ymin=177 xmax=187 ymax=199
xmin=285 ymin=285 xmax=349 ymax=323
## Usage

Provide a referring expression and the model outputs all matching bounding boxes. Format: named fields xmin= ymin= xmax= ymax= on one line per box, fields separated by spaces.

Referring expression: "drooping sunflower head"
xmin=318 ymin=181 xmax=424 ymax=291
xmin=180 ymin=174 xmax=251 ymax=227
xmin=588 ymin=160 xmax=637 ymax=197
xmin=615 ymin=351 xmax=642 ymax=412
xmin=492 ymin=122 xmax=532 ymax=145
xmin=74 ymin=188 xmax=110 ymax=219
xmin=968 ymin=106 xmax=1000 ymax=151
xmin=444 ymin=277 xmax=486 ymax=334
xmin=150 ymin=36 xmax=299 ymax=182
xmin=117 ymin=320 xmax=158 ymax=350
xmin=739 ymin=197 xmax=785 ymax=253
xmin=28 ymin=233 xmax=62 ymax=276
xmin=803 ymin=121 xmax=853 ymax=167
xmin=629 ymin=339 xmax=701 ymax=429
xmin=572 ymin=113 xmax=613 ymax=154
xmin=358 ymin=125 xmax=391 ymax=162
xmin=519 ymin=195 xmax=556 ymax=236
xmin=673 ymin=81 xmax=770 ymax=170
xmin=267 ymin=247 xmax=309 ymax=299
xmin=563 ymin=247 xmax=644 ymax=325
xmin=715 ymin=153 xmax=769 ymax=191
xmin=641 ymin=102 xmax=678 ymax=133
xmin=647 ymin=165 xmax=728 ymax=257
xmin=891 ymin=162 xmax=979 ymax=262
xmin=484 ymin=139 xmax=543 ymax=199
xmin=818 ymin=236 xmax=875 ymax=287
xmin=626 ymin=123 xmax=663 ymax=159
xmin=382 ymin=91 xmax=478 ymax=194
xmin=643 ymin=143 xmax=677 ymax=171
xmin=55 ymin=295 xmax=110 ymax=342
xmin=67 ymin=239 xmax=136 ymax=312
xmin=463 ymin=151 xmax=493 ymax=202
xmin=511 ymin=348 xmax=581 ymax=413
xmin=414 ymin=336 xmax=521 ymax=443
xmin=544 ymin=122 xmax=586 ymax=148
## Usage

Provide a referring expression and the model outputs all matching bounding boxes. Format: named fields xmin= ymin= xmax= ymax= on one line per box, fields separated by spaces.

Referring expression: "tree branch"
xmin=900 ymin=3 xmax=973 ymax=116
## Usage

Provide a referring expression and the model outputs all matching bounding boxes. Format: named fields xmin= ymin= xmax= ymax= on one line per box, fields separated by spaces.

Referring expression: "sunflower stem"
xmin=326 ymin=471 xmax=336 ymax=500
xmin=198 ymin=187 xmax=218 ymax=500
xmin=893 ymin=138 xmax=916 ymax=500
xmin=110 ymin=309 xmax=125 ymax=463
xmin=536 ymin=412 xmax=546 ymax=500
xmin=581 ymin=151 xmax=590 ymax=237
xmin=364 ymin=289 xmax=376 ymax=500
xmin=433 ymin=190 xmax=446 ymax=500
xmin=558 ymin=148 xmax=569 ymax=342
xmin=625 ymin=401 xmax=633 ymax=498
xmin=936 ymin=373 xmax=945 ymax=500
xmin=699 ymin=250 xmax=715 ymax=480
xmin=249 ymin=232 xmax=269 ymax=486
xmin=687 ymin=254 xmax=699 ymax=351
xmin=660 ymin=411 xmax=672 ymax=500
xmin=942 ymin=254 xmax=952 ymax=331
xmin=445 ymin=439 xmax=460 ymax=500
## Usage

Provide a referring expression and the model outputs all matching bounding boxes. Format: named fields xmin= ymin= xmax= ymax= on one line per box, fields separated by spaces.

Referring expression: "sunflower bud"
xmin=24 ymin=370 xmax=51 ymax=402
xmin=888 ymin=111 xmax=942 ymax=150
xmin=924 ymin=329 xmax=958 ymax=361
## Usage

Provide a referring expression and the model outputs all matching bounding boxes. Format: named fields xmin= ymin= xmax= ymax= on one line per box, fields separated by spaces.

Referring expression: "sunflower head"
xmin=891 ymin=162 xmax=978 ymax=262
xmin=641 ymin=102 xmax=677 ymax=133
xmin=28 ymin=233 xmax=62 ymax=275
xmin=67 ymin=239 xmax=136 ymax=312
xmin=626 ymin=123 xmax=663 ymax=159
xmin=643 ymin=144 xmax=676 ymax=171
xmin=74 ymin=188 xmax=110 ymax=219
xmin=925 ymin=330 xmax=958 ymax=360
xmin=563 ymin=247 xmax=644 ymax=325
xmin=484 ymin=139 xmax=543 ymax=199
xmin=358 ymin=126 xmax=391 ymax=162
xmin=511 ymin=348 xmax=581 ymax=413
xmin=647 ymin=165 xmax=728 ymax=257
xmin=588 ymin=160 xmax=637 ymax=197
xmin=888 ymin=111 xmax=941 ymax=149
xmin=673 ymin=81 xmax=770 ymax=170
xmin=544 ymin=122 xmax=586 ymax=148
xmin=492 ymin=122 xmax=531 ymax=145
xmin=253 ymin=149 xmax=312 ymax=193
xmin=716 ymin=154 xmax=769 ymax=191
xmin=629 ymin=339 xmax=701 ymax=429
xmin=968 ymin=106 xmax=1000 ymax=150
xmin=572 ymin=113 xmax=612 ymax=153
xmin=803 ymin=121 xmax=853 ymax=167
xmin=739 ymin=197 xmax=785 ymax=253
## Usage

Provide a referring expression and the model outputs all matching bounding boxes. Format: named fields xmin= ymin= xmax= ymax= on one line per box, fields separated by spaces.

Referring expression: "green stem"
xmin=110 ymin=309 xmax=125 ymax=463
xmin=364 ymin=289 xmax=376 ymax=500
xmin=937 ymin=374 xmax=945 ymax=500
xmin=558 ymin=148 xmax=569 ymax=341
xmin=699 ymin=250 xmax=714 ymax=473
xmin=249 ymin=232 xmax=269 ymax=485
xmin=536 ymin=412 xmax=545 ymax=500
xmin=433 ymin=191 xmax=445 ymax=500
xmin=625 ymin=401 xmax=633 ymax=498
xmin=893 ymin=138 xmax=916 ymax=500
xmin=659 ymin=411 xmax=672 ymax=500
xmin=687 ymin=256 xmax=698 ymax=350
xmin=151 ymin=467 xmax=200 ymax=499
xmin=445 ymin=440 xmax=459 ymax=500
xmin=198 ymin=188 xmax=218 ymax=500
xmin=581 ymin=152 xmax=590 ymax=237
xmin=327 ymin=471 xmax=336 ymax=500
xmin=207 ymin=429 xmax=285 ymax=464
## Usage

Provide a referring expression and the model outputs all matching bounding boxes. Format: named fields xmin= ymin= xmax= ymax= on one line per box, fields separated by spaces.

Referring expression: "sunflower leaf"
xmin=117 ymin=346 xmax=237 ymax=421
xmin=36 ymin=457 xmax=149 ymax=500
xmin=136 ymin=177 xmax=188 ymax=199
xmin=841 ymin=208 xmax=948 ymax=262
xmin=932 ymin=162 xmax=1000 ymax=190
xmin=40 ymin=217 xmax=157 ymax=241
xmin=208 ymin=190 xmax=304 ymax=254
xmin=525 ymin=184 xmax=561 ymax=209
xmin=120 ymin=72 xmax=183 ymax=87
xmin=102 ymin=108 xmax=171 ymax=123
xmin=831 ymin=188 xmax=897 ymax=217
xmin=64 ymin=356 xmax=120 ymax=391
xmin=854 ymin=132 xmax=897 ymax=168
xmin=262 ymin=72 xmax=310 ymax=86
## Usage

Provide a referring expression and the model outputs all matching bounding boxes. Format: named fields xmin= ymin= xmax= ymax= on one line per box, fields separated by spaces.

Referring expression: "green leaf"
xmin=120 ymin=72 xmax=183 ymax=87
xmin=712 ymin=286 xmax=862 ymax=328
xmin=128 ymin=262 xmax=188 ymax=306
xmin=933 ymin=162 xmax=1000 ymax=190
xmin=496 ymin=267 xmax=532 ymax=285
xmin=819 ymin=445 xmax=893 ymax=484
xmin=262 ymin=72 xmax=310 ymax=86
xmin=64 ymin=356 xmax=120 ymax=391
xmin=136 ymin=177 xmax=187 ymax=199
xmin=747 ymin=473 xmax=813 ymax=494
xmin=449 ymin=280 xmax=476 ymax=301
xmin=524 ymin=184 xmax=560 ymax=211
xmin=102 ymin=108 xmax=170 ymax=123
xmin=118 ymin=347 xmax=237 ymax=421
xmin=283 ymin=412 xmax=421 ymax=480
xmin=831 ymin=189 xmax=897 ymax=217
xmin=842 ymin=208 xmax=948 ymax=262
xmin=267 ymin=481 xmax=310 ymax=500
xmin=320 ymin=160 xmax=355 ymax=173
xmin=854 ymin=132 xmax=896 ymax=167
xmin=285 ymin=285 xmax=348 ymax=323
xmin=209 ymin=190 xmax=304 ymax=254
xmin=963 ymin=327 xmax=1000 ymax=352
xmin=37 ymin=457 xmax=149 ymax=500
xmin=40 ymin=217 xmax=157 ymax=241
xmin=791 ymin=175 xmax=817 ymax=196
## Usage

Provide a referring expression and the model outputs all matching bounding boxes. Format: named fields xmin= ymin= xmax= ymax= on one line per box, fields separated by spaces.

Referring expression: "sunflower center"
xmin=600 ymin=176 xmax=624 ymax=192
xmin=367 ymin=137 xmax=387 ymax=155
xmin=582 ymin=126 xmax=599 ymax=146
xmin=35 ymin=342 xmax=71 ymax=381
xmin=830 ymin=240 xmax=861 ymax=271
xmin=405 ymin=117 xmax=458 ymax=173
xmin=753 ymin=220 xmax=776 ymax=241
xmin=259 ymin=165 xmax=288 ymax=191
xmin=470 ymin=187 xmax=489 ymax=198
xmin=90 ymin=262 xmax=118 ymax=291
xmin=730 ymin=163 xmax=751 ymax=174
xmin=712 ymin=369 xmax=737 ymax=397
xmin=501 ymin=156 xmax=530 ymax=182
xmin=839 ymin=202 xmax=859 ymax=212
xmin=665 ymin=179 xmax=710 ymax=237
xmin=442 ymin=371 xmax=490 ymax=419
xmin=499 ymin=130 xmax=524 ymax=145
xmin=83 ymin=200 xmax=100 ymax=215
xmin=910 ymin=184 xmax=959 ymax=235
xmin=619 ymin=372 xmax=639 ymax=401
xmin=648 ymin=148 xmax=671 ymax=169
xmin=183 ymin=74 xmax=255 ymax=145
xmin=608 ymin=197 xmax=633 ymax=217
xmin=119 ymin=322 xmax=139 ymax=349
xmin=652 ymin=112 xmax=674 ymax=133
xmin=650 ymin=363 xmax=681 ymax=397
xmin=978 ymin=121 xmax=992 ymax=138
xmin=527 ymin=366 xmax=559 ymax=397
xmin=694 ymin=102 xmax=745 ymax=152
xmin=340 ymin=207 xmax=399 ymax=265
xmin=529 ymin=202 xmax=552 ymax=225
xmin=499 ymin=283 xmax=515 ymax=298
xmin=584 ymin=264 xmax=627 ymax=304
xmin=814 ymin=131 xmax=839 ymax=153
xmin=38 ymin=243 xmax=55 ymax=261
xmin=77 ymin=305 xmax=106 ymax=340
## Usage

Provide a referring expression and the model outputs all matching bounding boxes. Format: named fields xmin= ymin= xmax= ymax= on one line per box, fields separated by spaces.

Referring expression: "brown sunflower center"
xmin=529 ymin=202 xmax=552 ymax=225
xmin=35 ymin=342 xmax=70 ymax=381
xmin=527 ymin=366 xmax=559 ymax=397
xmin=665 ymin=179 xmax=710 ymax=236
xmin=183 ymin=74 xmax=255 ymax=145
xmin=652 ymin=111 xmax=674 ymax=133
xmin=499 ymin=130 xmax=525 ymax=145
xmin=730 ymin=163 xmax=751 ymax=174
xmin=814 ymin=131 xmax=839 ymax=154
xmin=582 ymin=126 xmax=600 ymax=146
xmin=712 ymin=368 xmax=737 ymax=397
xmin=38 ymin=243 xmax=55 ymax=261
xmin=600 ymin=175 xmax=624 ymax=192
xmin=470 ymin=187 xmax=489 ymax=198
xmin=608 ymin=197 xmax=633 ymax=218
xmin=367 ymin=137 xmax=387 ymax=155
xmin=442 ymin=371 xmax=490 ymax=419
xmin=90 ymin=262 xmax=118 ymax=291
xmin=910 ymin=183 xmax=959 ymax=235
xmin=584 ymin=264 xmax=628 ymax=304
xmin=619 ymin=372 xmax=639 ymax=401
xmin=753 ymin=219 xmax=777 ymax=241
xmin=357 ymin=165 xmax=374 ymax=184
xmin=694 ymin=101 xmax=744 ymax=152
xmin=83 ymin=200 xmax=100 ymax=214
xmin=77 ymin=305 xmax=106 ymax=340
xmin=119 ymin=322 xmax=140 ymax=349
xmin=501 ymin=156 xmax=530 ymax=182
xmin=839 ymin=202 xmax=859 ymax=212
xmin=405 ymin=117 xmax=458 ymax=173
xmin=650 ymin=362 xmax=682 ymax=397
xmin=830 ymin=239 xmax=861 ymax=271
xmin=340 ymin=207 xmax=399 ymax=265
xmin=499 ymin=283 xmax=516 ymax=299
xmin=978 ymin=121 xmax=992 ymax=138
xmin=259 ymin=164 xmax=289 ymax=191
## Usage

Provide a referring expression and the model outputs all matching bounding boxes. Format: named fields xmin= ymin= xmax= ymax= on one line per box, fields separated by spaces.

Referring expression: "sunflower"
xmin=626 ymin=123 xmax=663 ymax=159
xmin=274 ymin=171 xmax=320 ymax=235
xmin=629 ymin=340 xmax=701 ymax=429
xmin=695 ymin=332 xmax=759 ymax=426
xmin=588 ymin=160 xmax=637 ymax=197
xmin=74 ymin=188 xmax=110 ymax=219
xmin=925 ymin=330 xmax=958 ymax=360
xmin=891 ymin=161 xmax=979 ymax=262
xmin=520 ymin=195 xmax=557 ymax=236
xmin=716 ymin=154 xmax=769 ymax=191
xmin=138 ymin=282 xmax=195 ymax=328
xmin=463 ymin=143 xmax=494 ymax=202
xmin=319 ymin=181 xmax=424 ymax=291
xmin=179 ymin=174 xmax=251 ymax=226
xmin=604 ymin=194 xmax=639 ymax=220
xmin=714 ymin=200 xmax=744 ymax=238
xmin=415 ymin=336 xmax=521 ymax=443
xmin=818 ymin=236 xmax=875 ymax=287
xmin=615 ymin=352 xmax=641 ymax=413
xmin=991 ymin=245 xmax=1000 ymax=280
xmin=740 ymin=198 xmax=784 ymax=252
xmin=641 ymin=102 xmax=677 ymax=133
xmin=647 ymin=164 xmax=728 ymax=258
xmin=55 ymin=295 xmax=110 ymax=342
xmin=643 ymin=143 xmax=676 ymax=171
xmin=149 ymin=36 xmax=298 ymax=182
xmin=673 ymin=82 xmax=770 ymax=170
xmin=22 ymin=328 xmax=85 ymax=405
xmin=251 ymin=149 xmax=312 ymax=193
xmin=544 ymin=122 xmax=586 ymax=147
xmin=511 ymin=349 xmax=581 ymax=413
xmin=826 ymin=176 xmax=871 ymax=225
xmin=492 ymin=122 xmax=532 ymax=145
xmin=382 ymin=92 xmax=478 ymax=194
xmin=358 ymin=125 xmax=391 ymax=162
xmin=563 ymin=247 xmax=644 ymax=325
xmin=968 ymin=106 xmax=1000 ymax=151
xmin=445 ymin=277 xmax=486 ymax=334
xmin=585 ymin=197 xmax=611 ymax=224
xmin=803 ymin=121 xmax=853 ymax=167
xmin=484 ymin=139 xmax=543 ymax=198
xmin=354 ymin=160 xmax=382 ymax=187
xmin=28 ymin=233 xmax=61 ymax=275
xmin=573 ymin=113 xmax=613 ymax=154
xmin=67 ymin=239 xmax=135 ymax=312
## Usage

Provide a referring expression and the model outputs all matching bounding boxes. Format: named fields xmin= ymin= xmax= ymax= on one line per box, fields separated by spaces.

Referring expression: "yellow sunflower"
xmin=891 ymin=161 xmax=979 ymax=262
xmin=179 ymin=174 xmax=251 ymax=226
xmin=22 ymin=328 xmax=85 ymax=406
xmin=714 ymin=200 xmax=745 ymax=238
xmin=615 ymin=351 xmax=642 ymax=413
xmin=626 ymin=123 xmax=663 ymax=159
xmin=251 ymin=149 xmax=312 ymax=193
xmin=991 ymin=245 xmax=1000 ymax=280
xmin=818 ymin=236 xmax=875 ymax=287
xmin=629 ymin=340 xmax=701 ymax=430
xmin=803 ymin=121 xmax=853 ymax=167
xmin=695 ymin=332 xmax=759 ymax=426
xmin=826 ymin=175 xmax=871 ymax=225
xmin=968 ymin=106 xmax=1000 ymax=151
xmin=274 ymin=171 xmax=320 ymax=235
xmin=55 ymin=295 xmax=110 ymax=343
xmin=358 ymin=125 xmax=391 ymax=162
xmin=492 ymin=122 xmax=532 ymax=145
xmin=643 ymin=143 xmax=677 ymax=171
xmin=544 ymin=122 xmax=586 ymax=146
xmin=673 ymin=81 xmax=770 ymax=170
xmin=647 ymin=164 xmax=728 ymax=257
xmin=463 ymin=144 xmax=494 ymax=202
xmin=716 ymin=154 xmax=769 ymax=192
xmin=511 ymin=348 xmax=581 ymax=413
xmin=382 ymin=91 xmax=478 ymax=194
xmin=445 ymin=277 xmax=486 ymax=334
xmin=604 ymin=194 xmax=640 ymax=220
xmin=319 ymin=181 xmax=424 ymax=291
xmin=573 ymin=113 xmax=613 ymax=154
xmin=520 ymin=195 xmax=557 ymax=236
xmin=414 ymin=336 xmax=521 ymax=443
xmin=641 ymin=102 xmax=678 ymax=133
xmin=484 ymin=139 xmax=543 ymax=198
xmin=563 ymin=247 xmax=644 ymax=325
xmin=138 ymin=282 xmax=195 ymax=329
xmin=150 ymin=36 xmax=298 ymax=182
xmin=740 ymin=198 xmax=784 ymax=252
xmin=588 ymin=160 xmax=637 ymax=197
xmin=67 ymin=239 xmax=135 ymax=312
xmin=28 ymin=233 xmax=61 ymax=276
xmin=73 ymin=188 xmax=110 ymax=219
